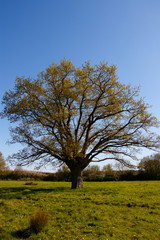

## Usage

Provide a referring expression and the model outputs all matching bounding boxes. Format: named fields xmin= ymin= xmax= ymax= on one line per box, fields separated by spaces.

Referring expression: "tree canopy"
xmin=139 ymin=153 xmax=160 ymax=179
xmin=0 ymin=152 xmax=6 ymax=171
xmin=1 ymin=59 xmax=160 ymax=188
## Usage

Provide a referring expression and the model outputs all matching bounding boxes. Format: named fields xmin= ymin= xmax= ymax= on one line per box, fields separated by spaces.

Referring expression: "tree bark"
xmin=71 ymin=168 xmax=83 ymax=189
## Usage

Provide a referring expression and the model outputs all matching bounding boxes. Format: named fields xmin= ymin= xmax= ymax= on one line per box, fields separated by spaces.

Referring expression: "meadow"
xmin=0 ymin=181 xmax=160 ymax=240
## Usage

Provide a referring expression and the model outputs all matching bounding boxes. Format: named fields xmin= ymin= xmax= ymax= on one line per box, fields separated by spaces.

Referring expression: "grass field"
xmin=0 ymin=181 xmax=160 ymax=240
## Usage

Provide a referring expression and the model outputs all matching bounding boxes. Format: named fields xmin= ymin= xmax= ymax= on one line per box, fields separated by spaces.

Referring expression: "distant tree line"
xmin=0 ymin=153 xmax=160 ymax=181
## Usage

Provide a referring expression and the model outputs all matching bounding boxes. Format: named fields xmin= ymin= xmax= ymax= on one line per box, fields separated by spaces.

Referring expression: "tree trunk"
xmin=71 ymin=168 xmax=83 ymax=189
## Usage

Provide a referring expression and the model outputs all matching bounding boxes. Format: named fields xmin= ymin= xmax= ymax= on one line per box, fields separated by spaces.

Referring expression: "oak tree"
xmin=1 ymin=59 xmax=160 ymax=188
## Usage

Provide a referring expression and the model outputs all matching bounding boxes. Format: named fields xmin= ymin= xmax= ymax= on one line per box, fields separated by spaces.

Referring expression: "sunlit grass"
xmin=0 ymin=181 xmax=160 ymax=239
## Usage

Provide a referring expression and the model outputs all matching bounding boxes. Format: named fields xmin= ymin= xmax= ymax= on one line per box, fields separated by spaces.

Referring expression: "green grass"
xmin=0 ymin=181 xmax=160 ymax=240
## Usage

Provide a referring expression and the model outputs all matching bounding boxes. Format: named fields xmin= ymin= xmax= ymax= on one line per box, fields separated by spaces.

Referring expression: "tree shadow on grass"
xmin=0 ymin=186 xmax=70 ymax=200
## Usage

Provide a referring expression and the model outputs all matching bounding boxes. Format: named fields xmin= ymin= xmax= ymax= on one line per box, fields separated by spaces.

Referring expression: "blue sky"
xmin=0 ymin=0 xmax=160 ymax=170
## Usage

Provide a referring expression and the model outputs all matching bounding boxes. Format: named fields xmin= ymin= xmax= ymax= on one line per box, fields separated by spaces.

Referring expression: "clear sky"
xmin=0 ymin=0 xmax=160 ymax=170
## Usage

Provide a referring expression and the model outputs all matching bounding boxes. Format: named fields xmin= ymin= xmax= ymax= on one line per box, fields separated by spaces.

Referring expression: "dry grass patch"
xmin=30 ymin=210 xmax=48 ymax=233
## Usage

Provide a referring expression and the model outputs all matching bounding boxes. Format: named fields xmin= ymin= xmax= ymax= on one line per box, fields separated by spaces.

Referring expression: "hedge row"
xmin=0 ymin=167 xmax=159 ymax=181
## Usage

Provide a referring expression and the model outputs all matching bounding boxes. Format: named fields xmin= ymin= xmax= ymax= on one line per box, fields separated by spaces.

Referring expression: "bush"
xmin=0 ymin=169 xmax=12 ymax=180
xmin=30 ymin=210 xmax=48 ymax=233
xmin=43 ymin=173 xmax=57 ymax=181
xmin=83 ymin=165 xmax=103 ymax=181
